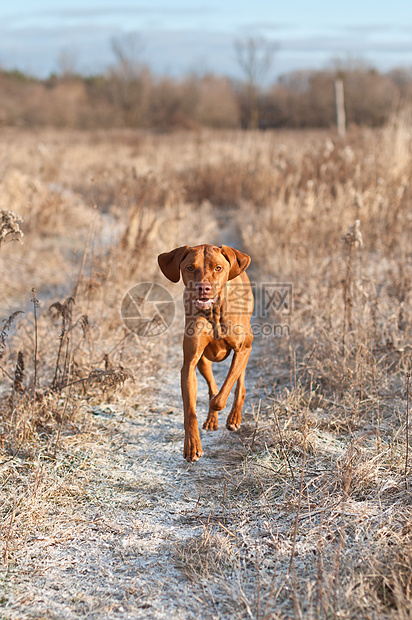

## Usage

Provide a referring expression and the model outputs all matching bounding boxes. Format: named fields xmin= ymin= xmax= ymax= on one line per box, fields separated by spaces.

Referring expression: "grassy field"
xmin=1 ymin=124 xmax=412 ymax=618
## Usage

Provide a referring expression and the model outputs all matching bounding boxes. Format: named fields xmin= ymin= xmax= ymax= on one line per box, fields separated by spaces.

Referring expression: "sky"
xmin=1 ymin=0 xmax=412 ymax=80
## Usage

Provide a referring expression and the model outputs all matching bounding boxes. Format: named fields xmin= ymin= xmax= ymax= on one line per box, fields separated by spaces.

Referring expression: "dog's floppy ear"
xmin=220 ymin=245 xmax=251 ymax=280
xmin=158 ymin=246 xmax=190 ymax=283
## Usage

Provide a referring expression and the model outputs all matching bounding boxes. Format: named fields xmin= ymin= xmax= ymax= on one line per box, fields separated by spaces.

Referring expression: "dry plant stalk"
xmin=0 ymin=210 xmax=23 ymax=246
xmin=406 ymin=372 xmax=411 ymax=478
xmin=3 ymin=497 xmax=16 ymax=566
xmin=50 ymin=297 xmax=75 ymax=388
xmin=0 ymin=311 xmax=23 ymax=360
xmin=31 ymin=288 xmax=39 ymax=403
xmin=13 ymin=351 xmax=24 ymax=393
xmin=341 ymin=219 xmax=363 ymax=357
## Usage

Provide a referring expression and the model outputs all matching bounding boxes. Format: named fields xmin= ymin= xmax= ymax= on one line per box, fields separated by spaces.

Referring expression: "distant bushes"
xmin=0 ymin=63 xmax=410 ymax=130
xmin=259 ymin=67 xmax=407 ymax=129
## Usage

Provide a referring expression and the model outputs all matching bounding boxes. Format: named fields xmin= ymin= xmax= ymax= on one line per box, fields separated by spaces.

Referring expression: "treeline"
xmin=0 ymin=63 xmax=410 ymax=130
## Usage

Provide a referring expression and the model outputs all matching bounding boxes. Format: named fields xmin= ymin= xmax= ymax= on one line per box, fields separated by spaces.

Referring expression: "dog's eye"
xmin=215 ymin=265 xmax=222 ymax=271
xmin=187 ymin=265 xmax=195 ymax=272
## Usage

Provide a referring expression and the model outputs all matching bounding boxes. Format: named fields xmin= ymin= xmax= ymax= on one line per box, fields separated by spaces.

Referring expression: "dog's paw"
xmin=184 ymin=435 xmax=204 ymax=462
xmin=203 ymin=411 xmax=219 ymax=431
xmin=226 ymin=413 xmax=241 ymax=431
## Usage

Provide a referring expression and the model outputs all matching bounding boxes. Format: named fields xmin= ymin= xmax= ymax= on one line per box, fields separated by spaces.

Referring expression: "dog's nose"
xmin=197 ymin=282 xmax=212 ymax=298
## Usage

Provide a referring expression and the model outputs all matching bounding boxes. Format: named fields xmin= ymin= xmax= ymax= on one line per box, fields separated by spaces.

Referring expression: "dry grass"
xmin=0 ymin=124 xmax=412 ymax=618
xmin=174 ymin=534 xmax=236 ymax=581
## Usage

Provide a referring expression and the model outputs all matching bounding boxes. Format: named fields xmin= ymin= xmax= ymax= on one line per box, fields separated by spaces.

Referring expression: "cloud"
xmin=52 ymin=6 xmax=214 ymax=18
xmin=237 ymin=22 xmax=295 ymax=33
xmin=3 ymin=5 xmax=216 ymax=27
xmin=280 ymin=34 xmax=412 ymax=54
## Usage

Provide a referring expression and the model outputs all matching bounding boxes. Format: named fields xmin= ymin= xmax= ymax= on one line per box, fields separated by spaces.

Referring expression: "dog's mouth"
xmin=194 ymin=295 xmax=218 ymax=310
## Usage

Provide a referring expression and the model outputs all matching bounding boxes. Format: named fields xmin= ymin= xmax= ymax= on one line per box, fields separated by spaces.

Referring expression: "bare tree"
xmin=111 ymin=32 xmax=145 ymax=81
xmin=234 ymin=36 xmax=278 ymax=129
xmin=109 ymin=32 xmax=149 ymax=126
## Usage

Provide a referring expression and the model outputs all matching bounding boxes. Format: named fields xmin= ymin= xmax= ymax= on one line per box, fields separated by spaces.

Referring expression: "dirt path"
xmin=4 ymin=371 xmax=262 ymax=619
xmin=2 ymin=210 xmax=277 ymax=619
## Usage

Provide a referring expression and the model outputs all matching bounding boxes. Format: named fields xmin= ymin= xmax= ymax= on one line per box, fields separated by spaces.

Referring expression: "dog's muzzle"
xmin=195 ymin=295 xmax=218 ymax=310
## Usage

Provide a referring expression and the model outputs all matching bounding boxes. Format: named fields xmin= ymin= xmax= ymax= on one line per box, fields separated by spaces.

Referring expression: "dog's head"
xmin=158 ymin=244 xmax=250 ymax=310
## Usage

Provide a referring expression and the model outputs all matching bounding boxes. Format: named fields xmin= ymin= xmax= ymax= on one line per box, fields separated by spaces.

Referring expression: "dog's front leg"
xmin=181 ymin=360 xmax=203 ymax=462
xmin=209 ymin=346 xmax=251 ymax=419
xmin=181 ymin=327 xmax=209 ymax=462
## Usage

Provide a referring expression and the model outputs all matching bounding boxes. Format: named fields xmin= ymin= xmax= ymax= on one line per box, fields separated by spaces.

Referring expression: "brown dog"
xmin=158 ymin=244 xmax=253 ymax=462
